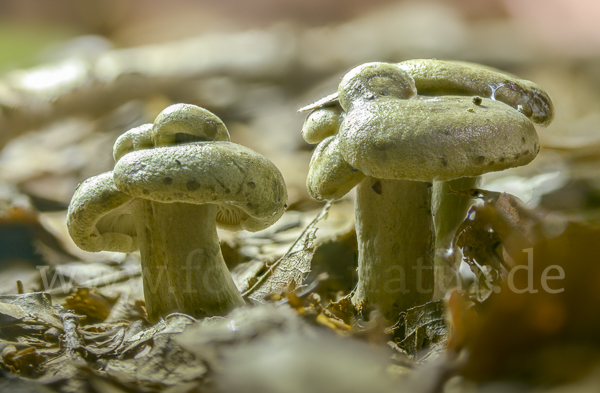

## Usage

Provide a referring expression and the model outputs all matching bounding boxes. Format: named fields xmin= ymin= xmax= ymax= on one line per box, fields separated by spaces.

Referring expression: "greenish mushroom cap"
xmin=67 ymin=172 xmax=137 ymax=253
xmin=113 ymin=124 xmax=153 ymax=163
xmin=302 ymin=61 xmax=551 ymax=200
xmin=306 ymin=136 xmax=365 ymax=201
xmin=113 ymin=141 xmax=287 ymax=232
xmin=338 ymin=62 xmax=417 ymax=111
xmin=339 ymin=95 xmax=538 ymax=182
xmin=67 ymin=104 xmax=288 ymax=253
xmin=397 ymin=59 xmax=554 ymax=126
xmin=301 ymin=106 xmax=343 ymax=144
xmin=152 ymin=103 xmax=231 ymax=146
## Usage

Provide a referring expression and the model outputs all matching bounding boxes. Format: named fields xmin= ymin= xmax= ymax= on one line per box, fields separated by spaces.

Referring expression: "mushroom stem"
xmin=352 ymin=177 xmax=434 ymax=320
xmin=431 ymin=176 xmax=481 ymax=299
xmin=133 ymin=201 xmax=245 ymax=321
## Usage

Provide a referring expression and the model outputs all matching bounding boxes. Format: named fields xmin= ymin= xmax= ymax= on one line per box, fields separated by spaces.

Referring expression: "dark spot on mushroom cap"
xmin=522 ymin=137 xmax=526 ymax=144
xmin=350 ymin=167 xmax=359 ymax=172
xmin=488 ymin=161 xmax=495 ymax=166
xmin=375 ymin=141 xmax=388 ymax=151
xmin=187 ymin=180 xmax=201 ymax=191
xmin=142 ymin=189 xmax=150 ymax=195
xmin=499 ymin=157 xmax=506 ymax=163
xmin=164 ymin=177 xmax=173 ymax=185
xmin=473 ymin=96 xmax=483 ymax=105
xmin=247 ymin=181 xmax=256 ymax=188
xmin=175 ymin=159 xmax=182 ymax=165
xmin=441 ymin=157 xmax=447 ymax=167
xmin=372 ymin=180 xmax=382 ymax=195
xmin=475 ymin=155 xmax=485 ymax=164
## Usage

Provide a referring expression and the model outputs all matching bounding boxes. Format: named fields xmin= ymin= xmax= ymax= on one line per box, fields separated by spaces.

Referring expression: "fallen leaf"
xmin=388 ymin=300 xmax=449 ymax=362
xmin=64 ymin=288 xmax=113 ymax=323
xmin=117 ymin=314 xmax=195 ymax=356
xmin=460 ymin=222 xmax=600 ymax=385
xmin=0 ymin=293 xmax=62 ymax=329
xmin=243 ymin=202 xmax=331 ymax=303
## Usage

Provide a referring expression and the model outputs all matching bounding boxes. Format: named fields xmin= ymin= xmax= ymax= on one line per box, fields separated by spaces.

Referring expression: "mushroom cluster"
xmin=300 ymin=59 xmax=554 ymax=319
xmin=68 ymin=104 xmax=288 ymax=321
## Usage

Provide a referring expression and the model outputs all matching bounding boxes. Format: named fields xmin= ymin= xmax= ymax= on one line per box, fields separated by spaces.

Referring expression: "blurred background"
xmin=0 ymin=0 xmax=599 ymax=291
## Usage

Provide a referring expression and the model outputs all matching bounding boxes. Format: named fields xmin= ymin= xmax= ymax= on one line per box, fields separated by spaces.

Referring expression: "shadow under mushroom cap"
xmin=113 ymin=141 xmax=287 ymax=232
xmin=338 ymin=96 xmax=539 ymax=182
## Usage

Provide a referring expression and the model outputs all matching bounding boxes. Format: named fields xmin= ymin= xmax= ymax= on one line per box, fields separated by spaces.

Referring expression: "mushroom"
xmin=300 ymin=61 xmax=553 ymax=319
xmin=68 ymin=104 xmax=287 ymax=321
xmin=395 ymin=59 xmax=554 ymax=297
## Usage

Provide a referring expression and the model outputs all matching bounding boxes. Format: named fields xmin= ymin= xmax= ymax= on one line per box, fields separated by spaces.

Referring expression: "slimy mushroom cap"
xmin=397 ymin=59 xmax=555 ymax=126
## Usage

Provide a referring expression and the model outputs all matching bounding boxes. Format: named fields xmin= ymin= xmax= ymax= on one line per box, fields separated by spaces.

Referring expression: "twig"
xmin=59 ymin=311 xmax=85 ymax=361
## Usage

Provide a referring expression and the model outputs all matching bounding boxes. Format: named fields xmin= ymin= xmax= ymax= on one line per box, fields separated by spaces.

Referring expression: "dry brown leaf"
xmin=63 ymin=288 xmax=113 ymax=323
xmin=0 ymin=293 xmax=62 ymax=329
xmin=243 ymin=202 xmax=331 ymax=303
xmin=460 ymin=222 xmax=600 ymax=385
xmin=388 ymin=300 xmax=449 ymax=362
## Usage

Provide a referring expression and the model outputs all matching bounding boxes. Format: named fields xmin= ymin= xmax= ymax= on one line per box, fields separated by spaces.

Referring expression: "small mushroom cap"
xmin=338 ymin=96 xmax=539 ymax=182
xmin=338 ymin=62 xmax=417 ymax=111
xmin=301 ymin=105 xmax=343 ymax=144
xmin=113 ymin=124 xmax=153 ymax=163
xmin=306 ymin=135 xmax=365 ymax=200
xmin=152 ymin=103 xmax=231 ymax=147
xmin=67 ymin=172 xmax=137 ymax=253
xmin=113 ymin=141 xmax=287 ymax=232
